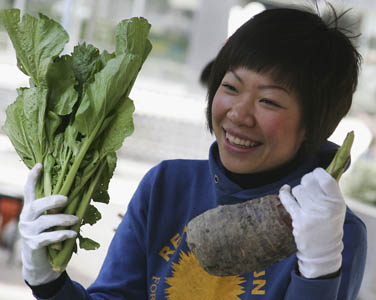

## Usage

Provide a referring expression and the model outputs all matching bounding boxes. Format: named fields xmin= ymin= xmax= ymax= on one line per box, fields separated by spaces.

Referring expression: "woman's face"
xmin=212 ymin=67 xmax=306 ymax=174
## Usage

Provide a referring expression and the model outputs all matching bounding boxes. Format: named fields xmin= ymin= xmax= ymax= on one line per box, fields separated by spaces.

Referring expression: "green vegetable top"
xmin=0 ymin=8 xmax=152 ymax=272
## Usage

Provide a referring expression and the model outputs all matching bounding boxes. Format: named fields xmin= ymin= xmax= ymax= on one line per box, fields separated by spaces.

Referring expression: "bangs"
xmin=227 ymin=45 xmax=301 ymax=97
xmin=220 ymin=15 xmax=318 ymax=99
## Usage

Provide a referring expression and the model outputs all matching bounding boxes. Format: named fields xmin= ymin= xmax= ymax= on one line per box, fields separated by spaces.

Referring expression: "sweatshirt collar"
xmin=208 ymin=141 xmax=339 ymax=205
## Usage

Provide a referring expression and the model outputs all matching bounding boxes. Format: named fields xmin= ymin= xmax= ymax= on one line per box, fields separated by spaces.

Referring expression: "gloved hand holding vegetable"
xmin=1 ymin=9 xmax=152 ymax=273
xmin=20 ymin=163 xmax=79 ymax=286
xmin=186 ymin=131 xmax=353 ymax=276
xmin=279 ymin=168 xmax=346 ymax=279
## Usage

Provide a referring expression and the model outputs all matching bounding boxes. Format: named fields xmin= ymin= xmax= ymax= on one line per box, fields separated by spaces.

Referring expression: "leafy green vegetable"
xmin=0 ymin=8 xmax=152 ymax=272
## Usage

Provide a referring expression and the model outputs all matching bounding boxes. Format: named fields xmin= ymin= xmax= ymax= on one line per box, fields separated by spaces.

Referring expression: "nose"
xmin=226 ymin=98 xmax=256 ymax=127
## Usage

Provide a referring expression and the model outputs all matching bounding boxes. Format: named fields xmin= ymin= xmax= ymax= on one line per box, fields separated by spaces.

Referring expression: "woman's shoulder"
xmin=140 ymin=158 xmax=210 ymax=186
xmin=149 ymin=159 xmax=209 ymax=175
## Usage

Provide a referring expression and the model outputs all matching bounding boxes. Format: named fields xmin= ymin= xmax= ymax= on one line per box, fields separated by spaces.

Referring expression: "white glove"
xmin=20 ymin=163 xmax=79 ymax=286
xmin=279 ymin=167 xmax=346 ymax=279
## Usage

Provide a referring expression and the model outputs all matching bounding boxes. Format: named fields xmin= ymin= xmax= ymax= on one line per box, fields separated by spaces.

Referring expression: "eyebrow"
xmin=230 ymin=70 xmax=290 ymax=95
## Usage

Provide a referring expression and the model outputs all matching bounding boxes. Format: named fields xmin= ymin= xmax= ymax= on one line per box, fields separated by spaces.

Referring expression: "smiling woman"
xmin=193 ymin=2 xmax=365 ymax=295
xmin=212 ymin=68 xmax=305 ymax=174
xmin=13 ymin=3 xmax=367 ymax=300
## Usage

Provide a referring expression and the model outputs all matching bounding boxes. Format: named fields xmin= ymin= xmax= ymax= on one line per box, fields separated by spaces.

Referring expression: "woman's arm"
xmin=24 ymin=165 xmax=153 ymax=300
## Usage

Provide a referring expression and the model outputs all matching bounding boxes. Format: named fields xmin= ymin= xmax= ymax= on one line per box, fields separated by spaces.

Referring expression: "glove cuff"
xmin=22 ymin=265 xmax=61 ymax=286
xmin=297 ymin=251 xmax=342 ymax=279
xmin=21 ymin=249 xmax=61 ymax=286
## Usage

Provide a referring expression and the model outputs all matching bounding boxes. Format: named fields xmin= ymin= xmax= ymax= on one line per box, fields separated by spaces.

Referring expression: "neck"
xmin=221 ymin=152 xmax=304 ymax=189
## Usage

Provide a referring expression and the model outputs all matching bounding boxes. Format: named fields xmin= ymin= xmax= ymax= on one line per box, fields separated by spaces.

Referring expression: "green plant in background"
xmin=0 ymin=8 xmax=152 ymax=272
xmin=342 ymin=155 xmax=376 ymax=206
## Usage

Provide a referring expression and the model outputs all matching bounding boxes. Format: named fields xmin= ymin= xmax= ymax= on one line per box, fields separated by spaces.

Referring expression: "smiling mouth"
xmin=225 ymin=131 xmax=261 ymax=149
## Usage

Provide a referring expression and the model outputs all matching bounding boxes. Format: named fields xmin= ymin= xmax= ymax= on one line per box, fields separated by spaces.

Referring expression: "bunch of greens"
xmin=0 ymin=8 xmax=151 ymax=272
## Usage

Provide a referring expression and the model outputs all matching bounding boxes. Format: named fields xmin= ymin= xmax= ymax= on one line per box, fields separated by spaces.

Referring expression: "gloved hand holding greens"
xmin=0 ymin=8 xmax=152 ymax=272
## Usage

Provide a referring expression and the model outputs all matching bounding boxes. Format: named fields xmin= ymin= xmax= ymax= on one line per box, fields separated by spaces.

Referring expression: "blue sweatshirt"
xmin=34 ymin=142 xmax=367 ymax=299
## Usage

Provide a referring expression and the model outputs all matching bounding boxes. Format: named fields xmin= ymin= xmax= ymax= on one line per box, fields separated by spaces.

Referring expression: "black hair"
xmin=205 ymin=5 xmax=362 ymax=157
xmin=200 ymin=59 xmax=215 ymax=87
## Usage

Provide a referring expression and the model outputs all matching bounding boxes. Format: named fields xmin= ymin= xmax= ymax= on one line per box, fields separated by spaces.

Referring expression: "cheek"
xmin=211 ymin=93 xmax=227 ymax=125
xmin=261 ymin=114 xmax=287 ymax=135
xmin=261 ymin=114 xmax=303 ymax=145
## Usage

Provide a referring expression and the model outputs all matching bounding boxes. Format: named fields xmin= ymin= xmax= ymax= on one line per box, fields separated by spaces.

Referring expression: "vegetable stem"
xmin=49 ymin=159 xmax=107 ymax=272
xmin=48 ymin=157 xmax=101 ymax=249
xmin=59 ymin=118 xmax=103 ymax=196
xmin=43 ymin=171 xmax=52 ymax=197
xmin=43 ymin=154 xmax=55 ymax=196
xmin=48 ymin=193 xmax=82 ymax=251
xmin=53 ymin=149 xmax=72 ymax=195
xmin=326 ymin=131 xmax=354 ymax=181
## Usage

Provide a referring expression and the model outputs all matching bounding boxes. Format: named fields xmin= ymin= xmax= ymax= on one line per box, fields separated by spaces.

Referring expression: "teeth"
xmin=226 ymin=132 xmax=259 ymax=148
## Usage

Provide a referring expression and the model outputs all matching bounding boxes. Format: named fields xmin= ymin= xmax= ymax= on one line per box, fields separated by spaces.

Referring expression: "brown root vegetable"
xmin=186 ymin=194 xmax=296 ymax=276
xmin=186 ymin=131 xmax=354 ymax=276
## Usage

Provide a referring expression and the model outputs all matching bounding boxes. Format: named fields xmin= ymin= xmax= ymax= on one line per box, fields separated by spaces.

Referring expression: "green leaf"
xmin=99 ymin=50 xmax=116 ymax=66
xmin=114 ymin=17 xmax=152 ymax=95
xmin=22 ymin=87 xmax=48 ymax=163
xmin=46 ymin=111 xmax=62 ymax=144
xmin=72 ymin=53 xmax=141 ymax=136
xmin=2 ymin=90 xmax=36 ymax=168
xmin=46 ymin=55 xmax=78 ymax=115
xmin=92 ymin=153 xmax=117 ymax=204
xmin=51 ymin=132 xmax=65 ymax=182
xmin=0 ymin=9 xmax=68 ymax=86
xmin=3 ymin=87 xmax=47 ymax=167
xmin=71 ymin=43 xmax=103 ymax=91
xmin=82 ymin=203 xmax=101 ymax=226
xmin=64 ymin=125 xmax=80 ymax=156
xmin=115 ymin=17 xmax=152 ymax=60
xmin=100 ymin=97 xmax=135 ymax=154
xmin=78 ymin=236 xmax=100 ymax=250
xmin=79 ymin=150 xmax=100 ymax=174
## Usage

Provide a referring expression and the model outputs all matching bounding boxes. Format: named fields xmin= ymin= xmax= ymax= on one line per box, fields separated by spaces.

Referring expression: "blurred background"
xmin=0 ymin=0 xmax=375 ymax=299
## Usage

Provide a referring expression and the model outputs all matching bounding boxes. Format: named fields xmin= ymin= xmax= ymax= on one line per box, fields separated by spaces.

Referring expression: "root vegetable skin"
xmin=186 ymin=194 xmax=295 ymax=276
xmin=186 ymin=131 xmax=354 ymax=276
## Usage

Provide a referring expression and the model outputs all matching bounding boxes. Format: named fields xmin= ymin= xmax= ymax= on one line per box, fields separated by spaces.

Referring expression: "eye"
xmin=260 ymin=98 xmax=281 ymax=108
xmin=221 ymin=83 xmax=237 ymax=93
